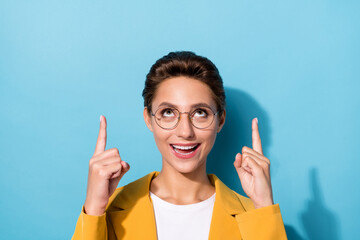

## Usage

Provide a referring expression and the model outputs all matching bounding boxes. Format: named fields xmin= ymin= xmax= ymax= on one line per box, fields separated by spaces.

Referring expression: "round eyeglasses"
xmin=150 ymin=106 xmax=219 ymax=130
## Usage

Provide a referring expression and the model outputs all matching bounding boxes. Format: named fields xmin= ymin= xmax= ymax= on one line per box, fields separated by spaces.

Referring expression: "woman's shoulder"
xmin=208 ymin=173 xmax=255 ymax=212
xmin=105 ymin=171 xmax=158 ymax=211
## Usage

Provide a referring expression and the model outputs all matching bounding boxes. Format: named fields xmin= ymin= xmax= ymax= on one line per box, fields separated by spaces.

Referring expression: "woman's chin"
xmin=175 ymin=166 xmax=196 ymax=174
xmin=169 ymin=159 xmax=205 ymax=175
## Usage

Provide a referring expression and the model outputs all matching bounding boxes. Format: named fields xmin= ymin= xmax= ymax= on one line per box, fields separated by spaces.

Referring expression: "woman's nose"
xmin=175 ymin=113 xmax=195 ymax=139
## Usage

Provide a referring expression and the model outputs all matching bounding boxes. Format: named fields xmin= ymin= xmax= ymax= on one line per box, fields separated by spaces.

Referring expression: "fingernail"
xmin=255 ymin=117 xmax=258 ymax=124
xmin=100 ymin=115 xmax=103 ymax=122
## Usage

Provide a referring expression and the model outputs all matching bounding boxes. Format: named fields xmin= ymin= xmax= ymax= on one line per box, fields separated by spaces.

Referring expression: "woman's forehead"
xmin=152 ymin=77 xmax=216 ymax=109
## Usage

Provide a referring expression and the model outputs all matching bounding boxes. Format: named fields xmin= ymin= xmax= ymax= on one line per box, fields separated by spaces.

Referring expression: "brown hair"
xmin=142 ymin=51 xmax=226 ymax=116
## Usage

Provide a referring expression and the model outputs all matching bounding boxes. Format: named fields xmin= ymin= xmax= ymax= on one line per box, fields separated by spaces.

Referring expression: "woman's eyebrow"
xmin=158 ymin=102 xmax=177 ymax=108
xmin=191 ymin=103 xmax=212 ymax=109
xmin=157 ymin=102 xmax=212 ymax=109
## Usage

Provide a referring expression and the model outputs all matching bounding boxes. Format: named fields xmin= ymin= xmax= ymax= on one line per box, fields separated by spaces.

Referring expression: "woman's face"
xmin=144 ymin=76 xmax=225 ymax=174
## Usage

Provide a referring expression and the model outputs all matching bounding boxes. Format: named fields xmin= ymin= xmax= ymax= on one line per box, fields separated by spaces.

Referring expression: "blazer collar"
xmin=110 ymin=171 xmax=157 ymax=210
xmin=108 ymin=171 xmax=247 ymax=239
xmin=111 ymin=171 xmax=246 ymax=213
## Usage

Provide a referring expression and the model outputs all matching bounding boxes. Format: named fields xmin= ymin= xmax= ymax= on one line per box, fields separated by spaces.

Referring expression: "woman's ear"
xmin=217 ymin=109 xmax=226 ymax=133
xmin=143 ymin=107 xmax=154 ymax=132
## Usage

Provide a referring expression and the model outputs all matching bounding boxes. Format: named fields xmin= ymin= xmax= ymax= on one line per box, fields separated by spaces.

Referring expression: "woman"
xmin=72 ymin=51 xmax=287 ymax=239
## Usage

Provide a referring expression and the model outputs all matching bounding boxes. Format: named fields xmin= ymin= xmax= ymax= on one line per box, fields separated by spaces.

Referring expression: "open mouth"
xmin=170 ymin=144 xmax=200 ymax=155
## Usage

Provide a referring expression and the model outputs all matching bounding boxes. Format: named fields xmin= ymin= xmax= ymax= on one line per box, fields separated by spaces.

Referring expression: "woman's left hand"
xmin=233 ymin=118 xmax=274 ymax=209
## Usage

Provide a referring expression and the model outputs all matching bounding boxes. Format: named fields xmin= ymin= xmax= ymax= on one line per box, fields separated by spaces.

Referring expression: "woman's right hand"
xmin=83 ymin=115 xmax=130 ymax=216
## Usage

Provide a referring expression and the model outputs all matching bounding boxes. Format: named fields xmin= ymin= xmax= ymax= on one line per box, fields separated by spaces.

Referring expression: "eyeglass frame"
xmin=149 ymin=105 xmax=220 ymax=130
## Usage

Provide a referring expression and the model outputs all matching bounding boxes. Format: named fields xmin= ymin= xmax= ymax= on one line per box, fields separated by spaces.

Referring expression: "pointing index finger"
xmin=94 ymin=115 xmax=107 ymax=156
xmin=252 ymin=117 xmax=263 ymax=154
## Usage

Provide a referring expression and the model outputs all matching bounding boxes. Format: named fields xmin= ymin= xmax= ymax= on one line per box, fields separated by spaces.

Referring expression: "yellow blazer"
xmin=72 ymin=171 xmax=287 ymax=240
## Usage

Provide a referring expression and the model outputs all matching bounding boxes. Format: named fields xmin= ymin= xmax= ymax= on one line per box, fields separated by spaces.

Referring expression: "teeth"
xmin=172 ymin=144 xmax=198 ymax=150
xmin=174 ymin=148 xmax=194 ymax=155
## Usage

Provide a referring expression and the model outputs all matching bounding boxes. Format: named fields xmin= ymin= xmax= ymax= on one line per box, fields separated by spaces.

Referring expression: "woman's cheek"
xmin=201 ymin=133 xmax=217 ymax=158
xmin=152 ymin=132 xmax=168 ymax=154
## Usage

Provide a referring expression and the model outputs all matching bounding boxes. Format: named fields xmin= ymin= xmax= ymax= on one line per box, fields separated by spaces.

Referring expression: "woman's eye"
xmin=162 ymin=109 xmax=175 ymax=117
xmin=193 ymin=109 xmax=208 ymax=118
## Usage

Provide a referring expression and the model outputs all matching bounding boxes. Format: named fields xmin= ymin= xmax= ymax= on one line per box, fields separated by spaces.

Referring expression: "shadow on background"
xmin=285 ymin=225 xmax=305 ymax=240
xmin=207 ymin=87 xmax=272 ymax=195
xmin=207 ymin=87 xmax=304 ymax=239
xmin=301 ymin=168 xmax=340 ymax=240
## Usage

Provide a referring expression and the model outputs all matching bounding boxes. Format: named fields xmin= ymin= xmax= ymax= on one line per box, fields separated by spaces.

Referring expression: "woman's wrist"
xmin=253 ymin=199 xmax=274 ymax=209
xmin=84 ymin=201 xmax=106 ymax=216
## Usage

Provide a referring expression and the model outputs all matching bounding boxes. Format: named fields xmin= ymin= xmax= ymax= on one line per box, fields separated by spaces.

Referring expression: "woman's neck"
xmin=150 ymin=162 xmax=215 ymax=205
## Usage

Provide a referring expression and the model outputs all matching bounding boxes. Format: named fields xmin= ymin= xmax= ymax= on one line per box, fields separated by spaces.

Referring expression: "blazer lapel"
xmin=208 ymin=174 xmax=247 ymax=240
xmin=107 ymin=172 xmax=159 ymax=240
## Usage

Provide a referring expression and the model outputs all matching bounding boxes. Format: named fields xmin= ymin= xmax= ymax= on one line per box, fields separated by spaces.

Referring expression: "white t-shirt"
xmin=149 ymin=191 xmax=216 ymax=240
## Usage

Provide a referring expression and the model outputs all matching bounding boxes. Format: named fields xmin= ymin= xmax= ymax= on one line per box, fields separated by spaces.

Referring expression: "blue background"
xmin=1 ymin=1 xmax=359 ymax=239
